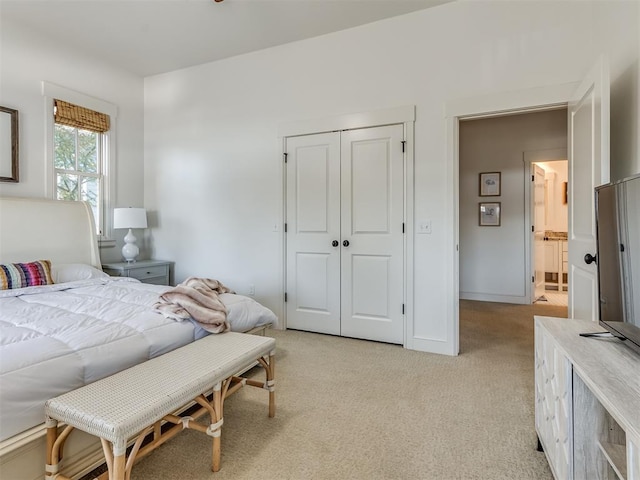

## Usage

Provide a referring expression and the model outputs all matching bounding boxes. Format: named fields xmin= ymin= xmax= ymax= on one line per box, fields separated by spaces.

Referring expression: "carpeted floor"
xmin=128 ymin=300 xmax=568 ymax=480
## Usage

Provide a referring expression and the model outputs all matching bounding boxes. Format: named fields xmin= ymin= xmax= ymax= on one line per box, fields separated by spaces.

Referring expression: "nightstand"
xmin=102 ymin=260 xmax=171 ymax=286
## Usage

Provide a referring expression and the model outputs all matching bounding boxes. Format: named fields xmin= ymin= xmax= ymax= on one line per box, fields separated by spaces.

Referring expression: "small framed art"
xmin=479 ymin=172 xmax=500 ymax=196
xmin=0 ymin=106 xmax=19 ymax=183
xmin=479 ymin=202 xmax=501 ymax=226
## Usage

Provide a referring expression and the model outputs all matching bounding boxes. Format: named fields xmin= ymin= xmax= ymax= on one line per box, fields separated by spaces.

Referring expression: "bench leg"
xmin=100 ymin=438 xmax=130 ymax=480
xmin=113 ymin=454 xmax=126 ymax=480
xmin=45 ymin=420 xmax=74 ymax=480
xmin=258 ymin=351 xmax=276 ymax=418
xmin=45 ymin=422 xmax=58 ymax=479
xmin=212 ymin=382 xmax=223 ymax=472
xmin=190 ymin=390 xmax=224 ymax=473
xmin=266 ymin=351 xmax=276 ymax=418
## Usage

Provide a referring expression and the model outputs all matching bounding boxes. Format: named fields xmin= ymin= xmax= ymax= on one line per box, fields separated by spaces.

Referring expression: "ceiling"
xmin=1 ymin=0 xmax=453 ymax=77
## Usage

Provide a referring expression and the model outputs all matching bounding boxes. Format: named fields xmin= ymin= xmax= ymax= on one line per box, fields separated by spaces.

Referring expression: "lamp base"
xmin=122 ymin=228 xmax=139 ymax=263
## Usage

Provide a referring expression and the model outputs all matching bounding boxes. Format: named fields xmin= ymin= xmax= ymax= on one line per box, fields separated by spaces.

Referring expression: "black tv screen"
xmin=595 ymin=173 xmax=640 ymax=354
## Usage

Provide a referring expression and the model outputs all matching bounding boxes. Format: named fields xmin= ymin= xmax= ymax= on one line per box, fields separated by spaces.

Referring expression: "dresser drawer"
xmin=128 ymin=265 xmax=168 ymax=280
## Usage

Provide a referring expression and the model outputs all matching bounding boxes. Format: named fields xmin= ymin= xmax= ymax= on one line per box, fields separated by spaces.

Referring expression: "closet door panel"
xmin=286 ymin=132 xmax=341 ymax=335
xmin=340 ymin=125 xmax=404 ymax=344
xmin=351 ymin=254 xmax=391 ymax=318
xmin=350 ymin=141 xmax=391 ymax=234
xmin=295 ymin=253 xmax=332 ymax=312
xmin=296 ymin=148 xmax=330 ymax=232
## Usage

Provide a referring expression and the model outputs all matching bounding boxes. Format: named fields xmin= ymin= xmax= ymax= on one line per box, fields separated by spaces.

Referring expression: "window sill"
xmin=98 ymin=238 xmax=116 ymax=248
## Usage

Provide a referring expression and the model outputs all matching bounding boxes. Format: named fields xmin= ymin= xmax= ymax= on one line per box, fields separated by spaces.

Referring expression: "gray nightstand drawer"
xmin=102 ymin=260 xmax=171 ymax=286
xmin=142 ymin=276 xmax=170 ymax=286
xmin=128 ymin=265 xmax=168 ymax=280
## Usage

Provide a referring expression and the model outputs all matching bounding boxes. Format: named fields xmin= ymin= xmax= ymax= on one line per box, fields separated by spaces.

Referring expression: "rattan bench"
xmin=44 ymin=332 xmax=275 ymax=480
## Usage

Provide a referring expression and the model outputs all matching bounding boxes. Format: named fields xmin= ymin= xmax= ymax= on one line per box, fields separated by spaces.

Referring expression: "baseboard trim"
xmin=460 ymin=292 xmax=529 ymax=305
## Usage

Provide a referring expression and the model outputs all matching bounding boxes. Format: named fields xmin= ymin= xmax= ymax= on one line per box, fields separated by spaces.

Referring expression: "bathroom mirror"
xmin=0 ymin=106 xmax=19 ymax=182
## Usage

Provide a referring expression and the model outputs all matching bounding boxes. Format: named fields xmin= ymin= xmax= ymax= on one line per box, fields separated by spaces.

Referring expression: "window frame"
xmin=43 ymin=82 xmax=117 ymax=246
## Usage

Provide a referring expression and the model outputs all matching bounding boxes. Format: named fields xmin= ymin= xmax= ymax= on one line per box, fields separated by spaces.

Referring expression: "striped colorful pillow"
xmin=0 ymin=260 xmax=54 ymax=290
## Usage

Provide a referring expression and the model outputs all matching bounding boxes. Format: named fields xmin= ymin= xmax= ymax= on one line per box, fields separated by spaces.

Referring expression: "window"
xmin=52 ymin=98 xmax=112 ymax=239
xmin=43 ymin=83 xmax=117 ymax=244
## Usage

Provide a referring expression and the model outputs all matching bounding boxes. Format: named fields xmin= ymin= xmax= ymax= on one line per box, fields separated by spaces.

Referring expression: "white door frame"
xmin=278 ymin=106 xmax=415 ymax=347
xmin=523 ymin=149 xmax=569 ymax=304
xmin=446 ymin=83 xmax=579 ymax=355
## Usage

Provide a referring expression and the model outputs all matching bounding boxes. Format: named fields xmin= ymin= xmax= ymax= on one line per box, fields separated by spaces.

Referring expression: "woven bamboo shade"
xmin=54 ymin=99 xmax=110 ymax=133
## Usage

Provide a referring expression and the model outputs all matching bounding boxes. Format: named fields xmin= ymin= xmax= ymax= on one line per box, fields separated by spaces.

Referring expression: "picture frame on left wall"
xmin=479 ymin=202 xmax=501 ymax=226
xmin=0 ymin=106 xmax=19 ymax=183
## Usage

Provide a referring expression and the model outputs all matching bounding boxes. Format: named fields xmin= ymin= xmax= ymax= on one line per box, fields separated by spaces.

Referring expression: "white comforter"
xmin=0 ymin=277 xmax=275 ymax=441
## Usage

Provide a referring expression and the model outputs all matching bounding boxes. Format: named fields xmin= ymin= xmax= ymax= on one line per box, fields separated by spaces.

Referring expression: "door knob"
xmin=584 ymin=253 xmax=597 ymax=265
xmin=343 ymin=240 xmax=350 ymax=247
xmin=332 ymin=240 xmax=339 ymax=247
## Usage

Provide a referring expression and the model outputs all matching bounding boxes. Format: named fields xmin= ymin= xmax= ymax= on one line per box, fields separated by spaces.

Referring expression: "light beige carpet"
xmin=129 ymin=300 xmax=568 ymax=480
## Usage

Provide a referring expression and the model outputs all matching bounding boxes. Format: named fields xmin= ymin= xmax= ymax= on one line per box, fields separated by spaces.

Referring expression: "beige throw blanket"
xmin=153 ymin=277 xmax=234 ymax=333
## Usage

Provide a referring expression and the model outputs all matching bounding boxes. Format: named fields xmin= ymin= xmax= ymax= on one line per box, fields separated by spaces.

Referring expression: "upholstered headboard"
xmin=0 ymin=197 xmax=101 ymax=268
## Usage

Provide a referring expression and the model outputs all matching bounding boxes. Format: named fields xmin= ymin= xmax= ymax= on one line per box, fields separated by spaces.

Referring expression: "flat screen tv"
xmin=595 ymin=173 xmax=640 ymax=354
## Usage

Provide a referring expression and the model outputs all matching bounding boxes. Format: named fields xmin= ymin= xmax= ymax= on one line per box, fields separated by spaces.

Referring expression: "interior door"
xmin=568 ymin=58 xmax=610 ymax=321
xmin=339 ymin=125 xmax=404 ymax=344
xmin=285 ymin=132 xmax=341 ymax=335
xmin=533 ymin=164 xmax=546 ymax=302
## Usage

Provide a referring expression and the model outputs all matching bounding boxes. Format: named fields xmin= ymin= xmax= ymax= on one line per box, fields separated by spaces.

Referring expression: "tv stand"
xmin=535 ymin=316 xmax=640 ymax=480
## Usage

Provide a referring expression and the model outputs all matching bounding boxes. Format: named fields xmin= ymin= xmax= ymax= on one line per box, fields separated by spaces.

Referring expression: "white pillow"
xmin=52 ymin=263 xmax=109 ymax=283
xmin=219 ymin=293 xmax=277 ymax=332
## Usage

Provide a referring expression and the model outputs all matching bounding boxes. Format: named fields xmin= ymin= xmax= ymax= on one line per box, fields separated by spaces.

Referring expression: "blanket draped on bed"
xmin=153 ymin=277 xmax=234 ymax=333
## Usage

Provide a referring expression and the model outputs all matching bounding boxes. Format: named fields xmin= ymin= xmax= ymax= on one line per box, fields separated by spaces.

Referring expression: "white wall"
xmin=0 ymin=21 xmax=145 ymax=263
xmin=608 ymin=1 xmax=640 ymax=181
xmin=459 ymin=110 xmax=567 ymax=304
xmin=144 ymin=0 xmax=638 ymax=353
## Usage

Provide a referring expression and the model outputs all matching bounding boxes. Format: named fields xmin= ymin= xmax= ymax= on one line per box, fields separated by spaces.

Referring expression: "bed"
xmin=0 ymin=196 xmax=276 ymax=480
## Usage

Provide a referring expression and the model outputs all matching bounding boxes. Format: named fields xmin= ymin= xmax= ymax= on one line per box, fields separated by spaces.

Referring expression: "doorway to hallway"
xmin=458 ymin=108 xmax=568 ymax=306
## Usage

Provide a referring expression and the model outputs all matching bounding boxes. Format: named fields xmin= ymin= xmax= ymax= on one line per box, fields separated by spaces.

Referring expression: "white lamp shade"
xmin=113 ymin=208 xmax=147 ymax=229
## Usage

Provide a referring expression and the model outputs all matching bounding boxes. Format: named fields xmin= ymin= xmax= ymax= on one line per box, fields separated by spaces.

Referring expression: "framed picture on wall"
xmin=0 ymin=106 xmax=19 ymax=183
xmin=479 ymin=202 xmax=501 ymax=226
xmin=479 ymin=172 xmax=500 ymax=196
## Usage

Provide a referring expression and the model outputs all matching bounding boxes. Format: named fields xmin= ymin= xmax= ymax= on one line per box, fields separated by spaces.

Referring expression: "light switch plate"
xmin=418 ymin=221 xmax=432 ymax=234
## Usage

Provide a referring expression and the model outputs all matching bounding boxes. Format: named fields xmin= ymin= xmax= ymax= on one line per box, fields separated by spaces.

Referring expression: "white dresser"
xmin=535 ymin=316 xmax=640 ymax=480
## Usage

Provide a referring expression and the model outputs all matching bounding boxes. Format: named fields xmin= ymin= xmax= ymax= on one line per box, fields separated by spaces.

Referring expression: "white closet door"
xmin=339 ymin=125 xmax=405 ymax=344
xmin=286 ymin=132 xmax=341 ymax=335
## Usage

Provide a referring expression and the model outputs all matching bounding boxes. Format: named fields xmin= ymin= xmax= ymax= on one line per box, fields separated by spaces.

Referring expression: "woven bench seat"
xmin=44 ymin=332 xmax=275 ymax=480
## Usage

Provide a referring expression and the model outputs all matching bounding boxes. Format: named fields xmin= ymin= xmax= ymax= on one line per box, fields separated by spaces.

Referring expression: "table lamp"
xmin=113 ymin=207 xmax=147 ymax=263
